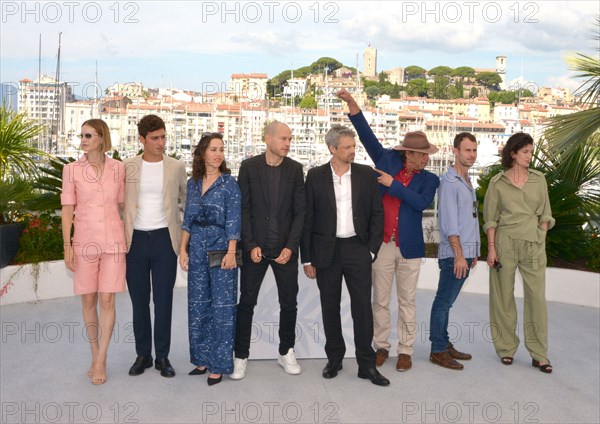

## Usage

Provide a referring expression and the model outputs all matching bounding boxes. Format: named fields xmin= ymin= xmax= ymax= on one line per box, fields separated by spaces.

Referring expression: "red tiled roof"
xmin=231 ymin=73 xmax=268 ymax=79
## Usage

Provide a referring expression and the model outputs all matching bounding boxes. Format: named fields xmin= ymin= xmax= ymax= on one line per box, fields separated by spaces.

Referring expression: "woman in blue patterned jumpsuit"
xmin=179 ymin=132 xmax=241 ymax=386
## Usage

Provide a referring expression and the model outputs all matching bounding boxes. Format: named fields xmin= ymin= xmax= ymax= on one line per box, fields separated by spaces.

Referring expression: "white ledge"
xmin=1 ymin=258 xmax=598 ymax=308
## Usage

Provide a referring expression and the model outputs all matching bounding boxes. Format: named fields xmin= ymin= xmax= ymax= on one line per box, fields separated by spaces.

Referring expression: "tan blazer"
xmin=123 ymin=154 xmax=187 ymax=254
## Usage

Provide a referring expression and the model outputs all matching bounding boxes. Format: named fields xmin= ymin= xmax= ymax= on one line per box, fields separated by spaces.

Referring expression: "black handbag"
xmin=207 ymin=250 xmax=243 ymax=268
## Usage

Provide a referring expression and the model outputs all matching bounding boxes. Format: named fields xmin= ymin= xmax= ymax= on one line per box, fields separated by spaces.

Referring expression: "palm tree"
xmin=0 ymin=106 xmax=46 ymax=224
xmin=477 ymin=18 xmax=600 ymax=265
xmin=544 ymin=17 xmax=600 ymax=156
xmin=0 ymin=106 xmax=46 ymax=181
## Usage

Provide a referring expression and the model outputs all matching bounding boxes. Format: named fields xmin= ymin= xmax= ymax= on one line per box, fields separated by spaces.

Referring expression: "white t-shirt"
xmin=133 ymin=160 xmax=168 ymax=230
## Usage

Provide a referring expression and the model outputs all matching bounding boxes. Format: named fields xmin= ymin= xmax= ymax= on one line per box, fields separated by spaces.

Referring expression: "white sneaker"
xmin=278 ymin=348 xmax=302 ymax=375
xmin=229 ymin=358 xmax=247 ymax=380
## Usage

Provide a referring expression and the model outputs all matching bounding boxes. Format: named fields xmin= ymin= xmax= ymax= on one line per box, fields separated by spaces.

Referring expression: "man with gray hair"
xmin=302 ymin=124 xmax=389 ymax=386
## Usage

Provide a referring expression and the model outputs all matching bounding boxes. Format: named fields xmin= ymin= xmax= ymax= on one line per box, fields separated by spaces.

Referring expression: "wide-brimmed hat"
xmin=393 ymin=131 xmax=439 ymax=154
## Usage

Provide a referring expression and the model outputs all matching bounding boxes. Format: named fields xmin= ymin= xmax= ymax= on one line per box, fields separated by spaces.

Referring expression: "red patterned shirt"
xmin=382 ymin=166 xmax=420 ymax=246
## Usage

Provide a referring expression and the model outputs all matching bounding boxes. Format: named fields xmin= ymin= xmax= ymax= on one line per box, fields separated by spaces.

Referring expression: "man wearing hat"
xmin=338 ymin=89 xmax=440 ymax=372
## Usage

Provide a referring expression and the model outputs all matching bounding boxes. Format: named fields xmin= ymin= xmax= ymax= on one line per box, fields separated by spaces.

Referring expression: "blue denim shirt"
xmin=438 ymin=166 xmax=480 ymax=260
xmin=182 ymin=173 xmax=241 ymax=250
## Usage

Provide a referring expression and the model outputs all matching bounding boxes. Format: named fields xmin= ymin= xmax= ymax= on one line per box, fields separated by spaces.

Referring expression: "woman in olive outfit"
xmin=483 ymin=132 xmax=554 ymax=373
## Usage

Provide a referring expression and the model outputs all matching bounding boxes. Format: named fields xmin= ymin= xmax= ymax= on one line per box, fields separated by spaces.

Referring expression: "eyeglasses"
xmin=202 ymin=132 xmax=223 ymax=139
xmin=261 ymin=254 xmax=278 ymax=261
xmin=472 ymin=201 xmax=477 ymax=219
xmin=78 ymin=133 xmax=98 ymax=139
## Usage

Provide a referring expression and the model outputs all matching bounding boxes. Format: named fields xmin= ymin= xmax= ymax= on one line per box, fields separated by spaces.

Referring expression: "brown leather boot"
xmin=375 ymin=349 xmax=389 ymax=367
xmin=396 ymin=354 xmax=412 ymax=371
xmin=447 ymin=343 xmax=472 ymax=360
xmin=429 ymin=351 xmax=464 ymax=370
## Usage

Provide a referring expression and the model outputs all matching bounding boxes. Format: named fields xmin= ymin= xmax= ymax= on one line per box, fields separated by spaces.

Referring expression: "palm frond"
xmin=567 ymin=53 xmax=600 ymax=106
xmin=543 ymin=108 xmax=600 ymax=154
xmin=0 ymin=107 xmax=47 ymax=180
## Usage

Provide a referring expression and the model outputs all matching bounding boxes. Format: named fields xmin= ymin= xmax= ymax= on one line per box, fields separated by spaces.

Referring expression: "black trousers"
xmin=234 ymin=247 xmax=299 ymax=358
xmin=126 ymin=228 xmax=177 ymax=360
xmin=316 ymin=236 xmax=376 ymax=371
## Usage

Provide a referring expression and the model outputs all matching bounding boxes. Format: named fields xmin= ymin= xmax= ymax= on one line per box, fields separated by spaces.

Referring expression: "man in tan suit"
xmin=123 ymin=114 xmax=187 ymax=378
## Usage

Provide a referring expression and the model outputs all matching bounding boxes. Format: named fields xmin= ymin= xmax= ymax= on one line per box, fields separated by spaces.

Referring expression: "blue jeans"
xmin=429 ymin=257 xmax=473 ymax=353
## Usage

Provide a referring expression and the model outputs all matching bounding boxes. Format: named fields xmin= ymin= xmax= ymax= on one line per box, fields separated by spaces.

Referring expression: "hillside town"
xmin=12 ymin=48 xmax=580 ymax=177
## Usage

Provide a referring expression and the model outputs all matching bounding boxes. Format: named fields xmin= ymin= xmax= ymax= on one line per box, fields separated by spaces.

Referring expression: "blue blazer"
xmin=348 ymin=111 xmax=440 ymax=259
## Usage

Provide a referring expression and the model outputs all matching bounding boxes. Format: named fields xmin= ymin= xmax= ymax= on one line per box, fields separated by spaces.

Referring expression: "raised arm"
xmin=337 ymin=89 xmax=387 ymax=164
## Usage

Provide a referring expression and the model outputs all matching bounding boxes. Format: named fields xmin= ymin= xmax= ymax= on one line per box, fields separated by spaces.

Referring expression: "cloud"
xmin=100 ymin=34 xmax=118 ymax=56
xmin=229 ymin=31 xmax=300 ymax=55
xmin=547 ymin=74 xmax=584 ymax=93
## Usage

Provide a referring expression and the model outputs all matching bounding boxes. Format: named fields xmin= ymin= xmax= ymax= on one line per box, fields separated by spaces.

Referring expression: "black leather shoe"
xmin=357 ymin=367 xmax=390 ymax=386
xmin=188 ymin=367 xmax=207 ymax=375
xmin=155 ymin=358 xmax=176 ymax=378
xmin=129 ymin=356 xmax=153 ymax=376
xmin=322 ymin=361 xmax=343 ymax=379
xmin=207 ymin=374 xmax=223 ymax=386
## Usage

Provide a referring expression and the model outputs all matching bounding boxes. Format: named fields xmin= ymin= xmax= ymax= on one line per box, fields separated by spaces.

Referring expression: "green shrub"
xmin=14 ymin=211 xmax=64 ymax=265
xmin=587 ymin=227 xmax=600 ymax=272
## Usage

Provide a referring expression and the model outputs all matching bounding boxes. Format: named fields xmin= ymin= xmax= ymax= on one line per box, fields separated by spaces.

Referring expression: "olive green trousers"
xmin=489 ymin=234 xmax=549 ymax=362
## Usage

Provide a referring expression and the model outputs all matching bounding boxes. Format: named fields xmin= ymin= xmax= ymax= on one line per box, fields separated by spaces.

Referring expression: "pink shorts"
xmin=73 ymin=253 xmax=126 ymax=295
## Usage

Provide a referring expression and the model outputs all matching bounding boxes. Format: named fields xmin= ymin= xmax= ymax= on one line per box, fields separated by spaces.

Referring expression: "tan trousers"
xmin=372 ymin=240 xmax=422 ymax=355
xmin=489 ymin=233 xmax=549 ymax=362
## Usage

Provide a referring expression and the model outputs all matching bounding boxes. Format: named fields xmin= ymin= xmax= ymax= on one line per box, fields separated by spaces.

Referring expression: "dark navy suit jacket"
xmin=348 ymin=111 xmax=440 ymax=259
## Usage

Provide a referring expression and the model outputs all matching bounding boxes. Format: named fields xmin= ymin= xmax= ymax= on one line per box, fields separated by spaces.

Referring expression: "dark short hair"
xmin=192 ymin=132 xmax=230 ymax=180
xmin=501 ymin=132 xmax=533 ymax=168
xmin=137 ymin=114 xmax=166 ymax=137
xmin=453 ymin=132 xmax=476 ymax=149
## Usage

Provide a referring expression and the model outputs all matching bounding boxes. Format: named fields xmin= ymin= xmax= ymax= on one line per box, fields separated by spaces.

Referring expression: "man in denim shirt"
xmin=429 ymin=132 xmax=480 ymax=370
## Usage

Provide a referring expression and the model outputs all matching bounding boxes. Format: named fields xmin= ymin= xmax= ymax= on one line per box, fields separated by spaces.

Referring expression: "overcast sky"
xmin=1 ymin=1 xmax=598 ymax=99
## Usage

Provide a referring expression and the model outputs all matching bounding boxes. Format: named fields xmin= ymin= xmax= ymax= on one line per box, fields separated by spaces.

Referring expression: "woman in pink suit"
xmin=61 ymin=119 xmax=127 ymax=385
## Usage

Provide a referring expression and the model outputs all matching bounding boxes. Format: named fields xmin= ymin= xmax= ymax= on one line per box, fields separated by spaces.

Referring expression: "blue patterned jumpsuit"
xmin=182 ymin=173 xmax=241 ymax=374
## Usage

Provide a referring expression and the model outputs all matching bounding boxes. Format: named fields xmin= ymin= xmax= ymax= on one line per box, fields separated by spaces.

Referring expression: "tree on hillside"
xmin=451 ymin=66 xmax=476 ymax=78
xmin=428 ymin=66 xmax=453 ymax=77
xmin=454 ymin=80 xmax=464 ymax=98
xmin=431 ymin=76 xmax=450 ymax=99
xmin=266 ymin=57 xmax=346 ymax=98
xmin=405 ymin=65 xmax=426 ymax=79
xmin=298 ymin=94 xmax=317 ymax=109
xmin=488 ymin=89 xmax=536 ymax=105
xmin=406 ymin=78 xmax=428 ymax=97
xmin=476 ymin=72 xmax=502 ymax=91
xmin=365 ymin=86 xmax=380 ymax=99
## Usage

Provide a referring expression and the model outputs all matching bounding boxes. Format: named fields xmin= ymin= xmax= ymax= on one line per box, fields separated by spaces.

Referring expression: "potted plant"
xmin=0 ymin=106 xmax=46 ymax=268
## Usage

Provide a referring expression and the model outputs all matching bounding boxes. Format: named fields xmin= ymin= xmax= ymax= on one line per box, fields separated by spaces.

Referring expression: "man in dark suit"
xmin=231 ymin=121 xmax=306 ymax=380
xmin=302 ymin=124 xmax=390 ymax=386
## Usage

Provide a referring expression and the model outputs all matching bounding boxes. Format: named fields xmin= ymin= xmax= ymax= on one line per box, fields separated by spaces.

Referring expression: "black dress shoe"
xmin=189 ymin=367 xmax=207 ymax=375
xmin=357 ymin=367 xmax=390 ymax=386
xmin=207 ymin=374 xmax=222 ymax=386
xmin=322 ymin=361 xmax=343 ymax=379
xmin=129 ymin=356 xmax=153 ymax=376
xmin=155 ymin=358 xmax=176 ymax=378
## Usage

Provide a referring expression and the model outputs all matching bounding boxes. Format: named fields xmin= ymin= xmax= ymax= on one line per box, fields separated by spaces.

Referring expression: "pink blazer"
xmin=61 ymin=155 xmax=127 ymax=256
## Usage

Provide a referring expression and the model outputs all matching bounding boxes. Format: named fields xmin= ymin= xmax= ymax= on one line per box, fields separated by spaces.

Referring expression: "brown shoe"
xmin=447 ymin=343 xmax=472 ymax=360
xmin=375 ymin=349 xmax=389 ymax=367
xmin=430 ymin=351 xmax=464 ymax=370
xmin=396 ymin=354 xmax=412 ymax=372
